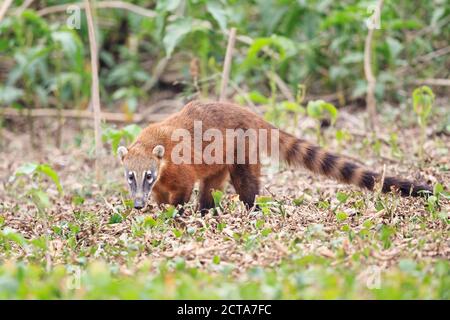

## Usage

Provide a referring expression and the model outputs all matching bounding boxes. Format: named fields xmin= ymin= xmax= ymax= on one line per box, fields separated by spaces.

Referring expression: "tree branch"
xmin=413 ymin=78 xmax=450 ymax=87
xmin=37 ymin=1 xmax=156 ymax=18
xmin=0 ymin=0 xmax=14 ymax=23
xmin=84 ymin=0 xmax=103 ymax=182
xmin=1 ymin=107 xmax=170 ymax=123
xmin=16 ymin=0 xmax=35 ymax=15
xmin=219 ymin=28 xmax=236 ymax=101
xmin=364 ymin=0 xmax=383 ymax=130
xmin=267 ymin=71 xmax=295 ymax=102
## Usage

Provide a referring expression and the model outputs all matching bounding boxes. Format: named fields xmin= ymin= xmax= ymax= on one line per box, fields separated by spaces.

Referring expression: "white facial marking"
xmin=145 ymin=170 xmax=154 ymax=184
xmin=128 ymin=171 xmax=136 ymax=184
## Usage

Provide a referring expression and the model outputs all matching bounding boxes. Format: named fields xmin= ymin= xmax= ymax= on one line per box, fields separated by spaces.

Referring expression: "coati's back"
xmin=161 ymin=100 xmax=275 ymax=133
xmin=135 ymin=100 xmax=276 ymax=161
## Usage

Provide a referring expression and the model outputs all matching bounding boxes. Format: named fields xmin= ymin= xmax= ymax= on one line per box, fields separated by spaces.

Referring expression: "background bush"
xmin=1 ymin=0 xmax=448 ymax=113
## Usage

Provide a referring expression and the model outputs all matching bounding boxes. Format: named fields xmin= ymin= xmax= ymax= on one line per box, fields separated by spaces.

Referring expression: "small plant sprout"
xmin=255 ymin=196 xmax=274 ymax=215
xmin=306 ymin=100 xmax=338 ymax=145
xmin=211 ymin=189 xmax=224 ymax=214
xmin=412 ymin=86 xmax=435 ymax=162
xmin=11 ymin=163 xmax=62 ymax=225
xmin=335 ymin=129 xmax=352 ymax=151
xmin=12 ymin=163 xmax=63 ymax=205
xmin=10 ymin=163 xmax=63 ymax=272
xmin=102 ymin=124 xmax=142 ymax=156
xmin=288 ymin=84 xmax=307 ymax=128
xmin=388 ymin=133 xmax=403 ymax=159
xmin=426 ymin=183 xmax=450 ymax=220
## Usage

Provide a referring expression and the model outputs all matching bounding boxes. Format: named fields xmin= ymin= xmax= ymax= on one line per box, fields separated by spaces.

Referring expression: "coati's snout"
xmin=117 ymin=145 xmax=165 ymax=210
xmin=133 ymin=198 xmax=145 ymax=210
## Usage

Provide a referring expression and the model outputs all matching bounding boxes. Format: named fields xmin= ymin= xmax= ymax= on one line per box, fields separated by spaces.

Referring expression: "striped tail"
xmin=280 ymin=132 xmax=432 ymax=197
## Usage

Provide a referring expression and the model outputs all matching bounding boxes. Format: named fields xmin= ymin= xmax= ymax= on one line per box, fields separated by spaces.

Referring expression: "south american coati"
xmin=118 ymin=100 xmax=432 ymax=211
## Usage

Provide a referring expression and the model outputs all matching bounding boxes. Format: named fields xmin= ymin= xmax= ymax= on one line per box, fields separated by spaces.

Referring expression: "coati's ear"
xmin=117 ymin=146 xmax=128 ymax=162
xmin=152 ymin=145 xmax=165 ymax=159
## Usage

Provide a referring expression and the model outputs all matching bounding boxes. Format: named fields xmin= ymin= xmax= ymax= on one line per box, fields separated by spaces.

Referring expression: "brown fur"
xmin=120 ymin=101 xmax=432 ymax=211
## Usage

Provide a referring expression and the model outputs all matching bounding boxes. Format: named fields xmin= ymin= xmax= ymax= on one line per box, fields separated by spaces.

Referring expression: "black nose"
xmin=134 ymin=198 xmax=145 ymax=210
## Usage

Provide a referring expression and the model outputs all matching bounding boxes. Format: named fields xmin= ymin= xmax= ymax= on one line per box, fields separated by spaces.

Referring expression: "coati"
xmin=118 ymin=100 xmax=432 ymax=211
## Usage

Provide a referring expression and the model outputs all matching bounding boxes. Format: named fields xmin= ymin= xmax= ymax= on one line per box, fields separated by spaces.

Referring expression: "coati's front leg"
xmin=169 ymin=184 xmax=194 ymax=208
xmin=152 ymin=189 xmax=170 ymax=206
xmin=199 ymin=169 xmax=229 ymax=213
xmin=155 ymin=164 xmax=195 ymax=212
xmin=229 ymin=164 xmax=261 ymax=208
xmin=152 ymin=185 xmax=192 ymax=215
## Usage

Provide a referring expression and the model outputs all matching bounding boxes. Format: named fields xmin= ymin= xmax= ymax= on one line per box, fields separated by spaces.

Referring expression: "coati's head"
xmin=117 ymin=143 xmax=165 ymax=210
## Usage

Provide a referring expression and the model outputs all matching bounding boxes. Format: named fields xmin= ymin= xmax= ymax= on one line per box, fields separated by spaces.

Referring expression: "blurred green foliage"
xmin=0 ymin=255 xmax=447 ymax=299
xmin=412 ymin=85 xmax=436 ymax=160
xmin=0 ymin=0 xmax=448 ymax=112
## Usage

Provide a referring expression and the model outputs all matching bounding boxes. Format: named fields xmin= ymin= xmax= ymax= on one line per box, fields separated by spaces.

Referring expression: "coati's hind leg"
xmin=229 ymin=164 xmax=260 ymax=209
xmin=199 ymin=169 xmax=228 ymax=214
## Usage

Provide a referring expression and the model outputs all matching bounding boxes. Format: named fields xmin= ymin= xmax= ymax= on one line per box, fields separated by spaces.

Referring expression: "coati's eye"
xmin=146 ymin=172 xmax=153 ymax=183
xmin=127 ymin=172 xmax=134 ymax=184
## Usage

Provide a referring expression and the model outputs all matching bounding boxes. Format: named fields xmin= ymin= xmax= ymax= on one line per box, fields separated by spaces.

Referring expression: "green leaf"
xmin=363 ymin=220 xmax=373 ymax=229
xmin=248 ymin=91 xmax=269 ymax=104
xmin=143 ymin=216 xmax=157 ymax=228
xmin=321 ymin=102 xmax=338 ymax=123
xmin=0 ymin=86 xmax=24 ymax=104
xmin=109 ymin=213 xmax=123 ymax=224
xmin=341 ymin=52 xmax=364 ymax=64
xmin=255 ymin=196 xmax=273 ymax=206
xmin=329 ymin=66 xmax=349 ymax=81
xmin=307 ymin=100 xmax=338 ymax=123
xmin=164 ymin=206 xmax=178 ymax=219
xmin=37 ymin=164 xmax=62 ymax=194
xmin=212 ymin=190 xmax=224 ymax=208
xmin=307 ymin=100 xmax=323 ymax=118
xmin=51 ymin=30 xmax=81 ymax=57
xmin=156 ymin=0 xmax=182 ymax=12
xmin=293 ymin=197 xmax=304 ymax=206
xmin=336 ymin=211 xmax=348 ymax=222
xmin=2 ymin=227 xmax=27 ymax=247
xmin=336 ymin=192 xmax=349 ymax=204
xmin=13 ymin=163 xmax=62 ymax=193
xmin=255 ymin=219 xmax=265 ymax=229
xmin=163 ymin=18 xmax=193 ymax=57
xmin=243 ymin=36 xmax=293 ymax=69
xmin=72 ymin=195 xmax=85 ymax=205
xmin=386 ymin=37 xmax=403 ymax=59
xmin=412 ymin=86 xmax=435 ymax=116
xmin=217 ymin=222 xmax=226 ymax=232
xmin=206 ymin=1 xmax=227 ymax=32
xmin=173 ymin=228 xmax=183 ymax=238
xmin=123 ymin=124 xmax=142 ymax=141
xmin=281 ymin=101 xmax=304 ymax=114
xmin=15 ymin=163 xmax=38 ymax=176
xmin=29 ymin=189 xmax=50 ymax=209
xmin=31 ymin=236 xmax=47 ymax=250
xmin=379 ymin=224 xmax=396 ymax=249
xmin=433 ymin=183 xmax=444 ymax=195
xmin=399 ymin=259 xmax=417 ymax=273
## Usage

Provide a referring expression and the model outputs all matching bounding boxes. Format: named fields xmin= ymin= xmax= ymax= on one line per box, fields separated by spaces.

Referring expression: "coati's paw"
xmin=175 ymin=206 xmax=186 ymax=216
